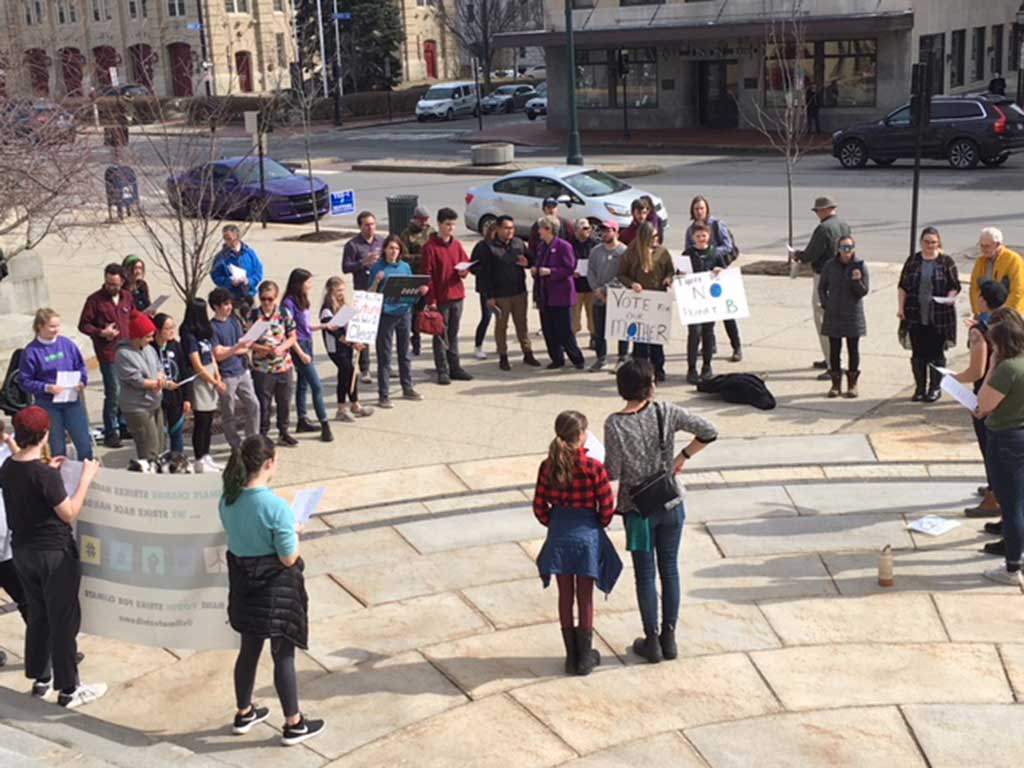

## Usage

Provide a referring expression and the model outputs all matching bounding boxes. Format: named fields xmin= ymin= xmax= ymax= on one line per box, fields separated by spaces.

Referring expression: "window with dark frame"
xmin=1012 ymin=24 xmax=1024 ymax=71
xmin=992 ymin=25 xmax=1004 ymax=75
xmin=575 ymin=47 xmax=658 ymax=109
xmin=918 ymin=33 xmax=945 ymax=94
xmin=276 ymin=33 xmax=287 ymax=69
xmin=950 ymin=29 xmax=965 ymax=87
xmin=764 ymin=39 xmax=877 ymax=108
xmin=972 ymin=26 xmax=985 ymax=82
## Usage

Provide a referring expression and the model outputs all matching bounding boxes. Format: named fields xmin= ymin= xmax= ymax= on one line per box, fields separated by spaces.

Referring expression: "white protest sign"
xmin=346 ymin=291 xmax=384 ymax=345
xmin=673 ymin=269 xmax=750 ymax=327
xmin=76 ymin=469 xmax=236 ymax=651
xmin=605 ymin=287 xmax=674 ymax=345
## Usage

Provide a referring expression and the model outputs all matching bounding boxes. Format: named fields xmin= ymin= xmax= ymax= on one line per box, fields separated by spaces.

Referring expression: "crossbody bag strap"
xmin=655 ymin=400 xmax=667 ymax=455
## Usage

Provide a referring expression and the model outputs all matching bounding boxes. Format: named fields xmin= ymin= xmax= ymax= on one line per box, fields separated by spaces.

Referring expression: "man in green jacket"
xmin=792 ymin=196 xmax=852 ymax=377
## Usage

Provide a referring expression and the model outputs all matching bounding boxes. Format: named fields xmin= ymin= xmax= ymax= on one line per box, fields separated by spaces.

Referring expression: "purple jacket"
xmin=535 ymin=236 xmax=577 ymax=309
xmin=19 ymin=336 xmax=89 ymax=405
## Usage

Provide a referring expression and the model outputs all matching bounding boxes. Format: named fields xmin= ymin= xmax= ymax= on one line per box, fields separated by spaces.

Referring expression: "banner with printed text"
xmin=605 ymin=287 xmax=674 ymax=344
xmin=76 ymin=469 xmax=237 ymax=651
xmin=673 ymin=269 xmax=750 ymax=326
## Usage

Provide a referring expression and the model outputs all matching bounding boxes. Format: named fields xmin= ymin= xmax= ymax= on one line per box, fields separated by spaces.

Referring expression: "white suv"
xmin=416 ymin=82 xmax=480 ymax=122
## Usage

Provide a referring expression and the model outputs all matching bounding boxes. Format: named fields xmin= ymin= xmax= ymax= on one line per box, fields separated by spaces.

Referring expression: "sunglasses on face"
xmin=259 ymin=296 xmax=275 ymax=302
xmin=838 ymin=245 xmax=855 ymax=252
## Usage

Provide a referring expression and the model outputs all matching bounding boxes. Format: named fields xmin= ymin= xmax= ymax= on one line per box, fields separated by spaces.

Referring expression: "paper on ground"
xmin=239 ymin=320 xmax=272 ymax=345
xmin=54 ymin=371 xmax=81 ymax=403
xmin=227 ymin=264 xmax=247 ymax=282
xmin=455 ymin=261 xmax=478 ymax=272
xmin=939 ymin=373 xmax=978 ymax=411
xmin=906 ymin=515 xmax=960 ymax=536
xmin=584 ymin=431 xmax=605 ymax=464
xmin=292 ymin=486 xmax=327 ymax=525
xmin=330 ymin=306 xmax=356 ymax=328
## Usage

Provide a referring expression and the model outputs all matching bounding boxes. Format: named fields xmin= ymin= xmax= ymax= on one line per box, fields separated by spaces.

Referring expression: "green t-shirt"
xmin=218 ymin=487 xmax=298 ymax=558
xmin=986 ymin=357 xmax=1024 ymax=432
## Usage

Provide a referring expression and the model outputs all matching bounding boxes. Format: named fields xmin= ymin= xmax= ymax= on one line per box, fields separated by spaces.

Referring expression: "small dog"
xmin=126 ymin=452 xmax=194 ymax=474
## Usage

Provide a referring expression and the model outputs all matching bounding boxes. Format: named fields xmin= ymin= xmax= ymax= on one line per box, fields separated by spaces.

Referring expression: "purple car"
xmin=167 ymin=157 xmax=330 ymax=223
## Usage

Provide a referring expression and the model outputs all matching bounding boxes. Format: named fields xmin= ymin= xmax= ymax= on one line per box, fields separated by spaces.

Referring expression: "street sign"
xmin=331 ymin=12 xmax=352 ymax=20
xmin=186 ymin=22 xmax=203 ymax=31
xmin=331 ymin=189 xmax=356 ymax=216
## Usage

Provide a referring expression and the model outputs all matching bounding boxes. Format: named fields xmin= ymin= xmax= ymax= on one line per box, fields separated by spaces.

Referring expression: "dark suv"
xmin=832 ymin=95 xmax=1024 ymax=169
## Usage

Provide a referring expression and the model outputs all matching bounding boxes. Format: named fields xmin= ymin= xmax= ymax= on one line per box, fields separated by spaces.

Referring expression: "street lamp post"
xmin=332 ymin=0 xmax=344 ymax=126
xmin=564 ymin=0 xmax=583 ymax=165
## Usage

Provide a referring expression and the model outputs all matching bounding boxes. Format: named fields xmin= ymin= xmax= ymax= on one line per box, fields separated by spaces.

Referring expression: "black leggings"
xmin=475 ymin=293 xmax=494 ymax=347
xmin=687 ymin=323 xmax=715 ymax=369
xmin=0 ymin=559 xmax=28 ymax=622
xmin=328 ymin=350 xmax=359 ymax=404
xmin=829 ymin=337 xmax=860 ymax=372
xmin=192 ymin=410 xmax=214 ymax=458
xmin=909 ymin=323 xmax=946 ymax=367
xmin=234 ymin=634 xmax=298 ymax=718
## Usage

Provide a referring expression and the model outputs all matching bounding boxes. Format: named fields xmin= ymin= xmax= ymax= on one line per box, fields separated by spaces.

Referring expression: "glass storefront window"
xmin=623 ymin=48 xmax=658 ymax=109
xmin=576 ymin=49 xmax=610 ymax=109
xmin=765 ymin=39 xmax=876 ymax=108
xmin=575 ymin=47 xmax=658 ymax=109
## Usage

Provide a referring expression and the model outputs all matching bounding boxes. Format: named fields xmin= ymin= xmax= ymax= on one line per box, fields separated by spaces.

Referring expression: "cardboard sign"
xmin=605 ymin=287 xmax=674 ymax=344
xmin=673 ymin=269 xmax=750 ymax=326
xmin=346 ymin=290 xmax=384 ymax=344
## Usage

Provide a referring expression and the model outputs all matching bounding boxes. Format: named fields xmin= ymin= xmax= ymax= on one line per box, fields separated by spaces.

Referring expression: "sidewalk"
xmin=79 ymin=114 xmax=417 ymax=140
xmin=349 ymin=158 xmax=664 ymax=177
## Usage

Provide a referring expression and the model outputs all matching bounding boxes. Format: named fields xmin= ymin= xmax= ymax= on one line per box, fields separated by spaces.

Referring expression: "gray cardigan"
xmin=114 ymin=340 xmax=163 ymax=413
xmin=818 ymin=258 xmax=869 ymax=338
xmin=604 ymin=401 xmax=718 ymax=514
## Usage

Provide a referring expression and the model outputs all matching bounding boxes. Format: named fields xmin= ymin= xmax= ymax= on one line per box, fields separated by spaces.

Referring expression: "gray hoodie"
xmin=114 ymin=340 xmax=163 ymax=413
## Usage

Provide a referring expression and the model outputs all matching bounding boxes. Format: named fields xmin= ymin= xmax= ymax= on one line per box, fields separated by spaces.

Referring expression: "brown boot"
xmin=827 ymin=371 xmax=842 ymax=398
xmin=844 ymin=370 xmax=860 ymax=398
xmin=965 ymin=490 xmax=1001 ymax=518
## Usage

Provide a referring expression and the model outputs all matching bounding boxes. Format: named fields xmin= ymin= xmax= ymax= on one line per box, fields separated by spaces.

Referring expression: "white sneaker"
xmin=58 ymin=682 xmax=108 ymax=709
xmin=474 ymin=346 xmax=487 ymax=360
xmin=200 ymin=455 xmax=222 ymax=473
xmin=983 ymin=567 xmax=1024 ymax=589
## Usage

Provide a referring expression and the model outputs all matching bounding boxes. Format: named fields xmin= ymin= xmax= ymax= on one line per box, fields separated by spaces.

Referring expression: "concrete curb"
xmin=350 ymin=160 xmax=664 ymax=178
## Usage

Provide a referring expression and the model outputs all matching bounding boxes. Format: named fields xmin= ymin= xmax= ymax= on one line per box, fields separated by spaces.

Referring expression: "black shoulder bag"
xmin=627 ymin=402 xmax=681 ymax=517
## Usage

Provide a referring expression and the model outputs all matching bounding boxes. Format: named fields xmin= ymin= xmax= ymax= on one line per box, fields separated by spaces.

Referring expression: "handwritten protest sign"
xmin=673 ymin=269 xmax=750 ymax=326
xmin=76 ymin=469 xmax=236 ymax=650
xmin=605 ymin=287 xmax=674 ymax=344
xmin=346 ymin=290 xmax=385 ymax=345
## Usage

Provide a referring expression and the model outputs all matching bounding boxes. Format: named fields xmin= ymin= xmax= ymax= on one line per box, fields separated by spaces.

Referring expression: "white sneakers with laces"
xmin=474 ymin=345 xmax=488 ymax=360
xmin=58 ymin=682 xmax=108 ymax=709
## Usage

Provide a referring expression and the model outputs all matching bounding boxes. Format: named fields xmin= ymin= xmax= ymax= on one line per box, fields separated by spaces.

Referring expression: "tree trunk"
xmin=785 ymin=159 xmax=793 ymax=249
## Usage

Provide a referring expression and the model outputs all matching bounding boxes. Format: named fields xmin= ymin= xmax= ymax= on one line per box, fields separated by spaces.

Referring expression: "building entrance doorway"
xmin=697 ymin=60 xmax=739 ymax=128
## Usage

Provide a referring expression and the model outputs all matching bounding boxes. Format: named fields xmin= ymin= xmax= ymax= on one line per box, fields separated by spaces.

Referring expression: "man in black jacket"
xmin=478 ymin=216 xmax=542 ymax=371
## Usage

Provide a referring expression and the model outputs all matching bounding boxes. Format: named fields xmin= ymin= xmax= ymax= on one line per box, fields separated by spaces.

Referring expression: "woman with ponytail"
xmin=533 ymin=411 xmax=621 ymax=677
xmin=219 ymin=436 xmax=325 ymax=747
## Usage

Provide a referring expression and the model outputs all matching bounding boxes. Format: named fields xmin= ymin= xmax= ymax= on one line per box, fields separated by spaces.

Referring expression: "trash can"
xmin=386 ymin=194 xmax=419 ymax=236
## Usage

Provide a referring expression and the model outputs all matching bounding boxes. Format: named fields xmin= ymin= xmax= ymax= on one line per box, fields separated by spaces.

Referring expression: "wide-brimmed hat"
xmin=812 ymin=196 xmax=838 ymax=210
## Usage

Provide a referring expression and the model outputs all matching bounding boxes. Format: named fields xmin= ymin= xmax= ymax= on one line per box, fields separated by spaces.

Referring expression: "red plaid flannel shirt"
xmin=533 ymin=449 xmax=615 ymax=527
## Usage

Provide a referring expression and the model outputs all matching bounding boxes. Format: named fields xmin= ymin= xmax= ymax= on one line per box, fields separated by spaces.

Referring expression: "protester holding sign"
xmin=686 ymin=195 xmax=742 ymax=362
xmin=320 ymin=277 xmax=373 ymax=422
xmin=370 ymin=236 xmax=425 ymax=408
xmin=587 ymin=221 xmax=628 ymax=372
xmin=182 ymin=298 xmax=224 ymax=472
xmin=0 ymin=406 xmax=105 ymax=708
xmin=682 ymin=223 xmax=728 ymax=384
xmin=19 ymin=309 xmax=92 ymax=460
xmin=533 ymin=217 xmax=585 ymax=371
xmin=342 ymin=212 xmax=386 ymax=382
xmin=282 ymin=270 xmax=333 ymax=444
xmin=219 ymin=435 xmax=325 ymax=746
xmin=618 ymin=222 xmax=675 ymax=382
xmin=818 ymin=236 xmax=869 ymax=398
xmin=248 ymin=281 xmax=298 ymax=447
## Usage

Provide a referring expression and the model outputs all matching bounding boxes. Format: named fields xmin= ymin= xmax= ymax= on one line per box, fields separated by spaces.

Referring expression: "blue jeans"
xmin=985 ymin=428 xmax=1024 ymax=569
xmin=630 ymin=503 xmax=685 ymax=636
xmin=376 ymin=312 xmax=413 ymax=400
xmin=293 ymin=338 xmax=327 ymax=423
xmin=98 ymin=360 xmax=125 ymax=438
xmin=40 ymin=400 xmax=94 ymax=460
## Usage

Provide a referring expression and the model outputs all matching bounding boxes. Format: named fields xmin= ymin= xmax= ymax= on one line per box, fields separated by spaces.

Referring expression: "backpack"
xmin=712 ymin=220 xmax=740 ymax=265
xmin=696 ymin=373 xmax=776 ymax=411
xmin=0 ymin=348 xmax=33 ymax=416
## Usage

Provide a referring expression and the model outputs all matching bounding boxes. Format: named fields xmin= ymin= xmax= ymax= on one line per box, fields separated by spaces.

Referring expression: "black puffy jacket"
xmin=227 ymin=552 xmax=309 ymax=649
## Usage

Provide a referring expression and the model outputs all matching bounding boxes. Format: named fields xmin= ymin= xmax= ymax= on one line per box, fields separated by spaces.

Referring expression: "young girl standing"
xmin=319 ymin=277 xmax=373 ymax=421
xmin=181 ymin=298 xmax=224 ymax=472
xmin=152 ymin=313 xmax=193 ymax=455
xmin=282 ymin=269 xmax=333 ymax=443
xmin=533 ymin=410 xmax=621 ymax=676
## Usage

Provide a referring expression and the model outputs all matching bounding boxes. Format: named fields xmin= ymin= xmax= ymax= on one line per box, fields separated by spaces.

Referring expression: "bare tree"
xmin=435 ymin=0 xmax=543 ymax=86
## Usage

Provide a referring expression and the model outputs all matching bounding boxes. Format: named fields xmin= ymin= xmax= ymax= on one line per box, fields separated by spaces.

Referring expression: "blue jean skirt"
xmin=536 ymin=506 xmax=623 ymax=595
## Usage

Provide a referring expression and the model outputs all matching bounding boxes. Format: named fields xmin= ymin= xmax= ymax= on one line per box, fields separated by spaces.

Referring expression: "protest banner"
xmin=605 ymin=287 xmax=674 ymax=344
xmin=346 ymin=290 xmax=385 ymax=345
xmin=673 ymin=269 xmax=750 ymax=326
xmin=76 ymin=469 xmax=236 ymax=651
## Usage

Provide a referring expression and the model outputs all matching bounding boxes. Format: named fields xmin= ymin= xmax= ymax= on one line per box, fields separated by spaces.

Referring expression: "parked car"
xmin=167 ymin=157 xmax=330 ymax=223
xmin=490 ymin=69 xmax=515 ymax=80
xmin=526 ymin=82 xmax=548 ymax=121
xmin=0 ymin=99 xmax=76 ymax=144
xmin=464 ymin=166 xmax=669 ymax=236
xmin=481 ymin=84 xmax=537 ymax=114
xmin=832 ymin=94 xmax=1024 ymax=170
xmin=93 ymin=83 xmax=151 ymax=99
xmin=415 ymin=81 xmax=480 ymax=122
xmin=521 ymin=64 xmax=546 ymax=79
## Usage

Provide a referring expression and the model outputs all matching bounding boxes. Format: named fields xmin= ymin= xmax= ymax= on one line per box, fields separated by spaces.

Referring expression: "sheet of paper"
xmin=0 ymin=444 xmax=11 ymax=465
xmin=455 ymin=260 xmax=478 ymax=272
xmin=238 ymin=320 xmax=272 ymax=345
xmin=939 ymin=373 xmax=979 ymax=411
xmin=906 ymin=515 xmax=960 ymax=537
xmin=575 ymin=258 xmax=589 ymax=278
xmin=931 ymin=296 xmax=957 ymax=305
xmin=672 ymin=254 xmax=693 ymax=274
xmin=292 ymin=486 xmax=326 ymax=525
xmin=60 ymin=459 xmax=84 ymax=497
xmin=54 ymin=370 xmax=81 ymax=403
xmin=330 ymin=306 xmax=356 ymax=328
xmin=227 ymin=264 xmax=247 ymax=282
xmin=932 ymin=366 xmax=956 ymax=376
xmin=178 ymin=374 xmax=198 ymax=386
xmin=584 ymin=431 xmax=605 ymax=464
xmin=146 ymin=294 xmax=170 ymax=314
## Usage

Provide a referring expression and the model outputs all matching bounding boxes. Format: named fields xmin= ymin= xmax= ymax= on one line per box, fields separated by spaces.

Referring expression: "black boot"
xmin=911 ymin=358 xmax=927 ymax=402
xmin=499 ymin=354 xmax=511 ymax=371
xmin=523 ymin=350 xmax=542 ymax=367
xmin=923 ymin=363 xmax=943 ymax=402
xmin=319 ymin=421 xmax=334 ymax=443
xmin=574 ymin=628 xmax=601 ymax=676
xmin=632 ymin=633 xmax=662 ymax=664
xmin=560 ymin=628 xmax=578 ymax=675
xmin=659 ymin=624 xmax=678 ymax=660
xmin=295 ymin=418 xmax=318 ymax=433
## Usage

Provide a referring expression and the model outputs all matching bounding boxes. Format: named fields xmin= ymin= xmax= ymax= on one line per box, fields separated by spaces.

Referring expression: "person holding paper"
xmin=588 ymin=220 xmax=629 ymax=372
xmin=211 ymin=225 xmax=264 ymax=317
xmin=209 ymin=289 xmax=261 ymax=450
xmin=342 ymin=211 xmax=386 ymax=382
xmin=571 ymin=218 xmax=598 ymax=350
xmin=182 ymin=298 xmax=224 ymax=472
xmin=686 ymin=195 xmax=741 ymax=362
xmin=422 ymin=207 xmax=474 ymax=384
xmin=534 ymin=216 xmax=585 ymax=370
xmin=19 ymin=309 xmax=92 ymax=461
xmin=0 ymin=406 xmax=105 ymax=708
xmin=152 ymin=314 xmax=193 ymax=456
xmin=975 ymin=308 xmax=1024 ymax=588
xmin=319 ymin=278 xmax=373 ymax=421
xmin=370 ymin=236 xmax=425 ymax=408
xmin=121 ymin=255 xmax=151 ymax=313
xmin=897 ymin=227 xmax=961 ymax=403
xmin=682 ymin=222 xmax=729 ymax=384
xmin=248 ymin=281 xmax=299 ymax=448
xmin=819 ymin=236 xmax=868 ymax=398
xmin=282 ymin=271 xmax=333 ymax=444
xmin=219 ymin=435 xmax=325 ymax=746
xmin=114 ymin=311 xmax=171 ymax=461
xmin=618 ymin=222 xmax=675 ymax=382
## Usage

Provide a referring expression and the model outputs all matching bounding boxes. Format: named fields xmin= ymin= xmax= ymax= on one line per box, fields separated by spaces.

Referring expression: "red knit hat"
xmin=129 ymin=310 xmax=156 ymax=340
xmin=14 ymin=405 xmax=50 ymax=434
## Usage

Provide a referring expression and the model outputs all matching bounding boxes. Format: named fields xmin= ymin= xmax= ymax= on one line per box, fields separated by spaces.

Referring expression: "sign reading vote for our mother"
xmin=673 ymin=269 xmax=750 ymax=326
xmin=606 ymin=287 xmax=675 ymax=344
